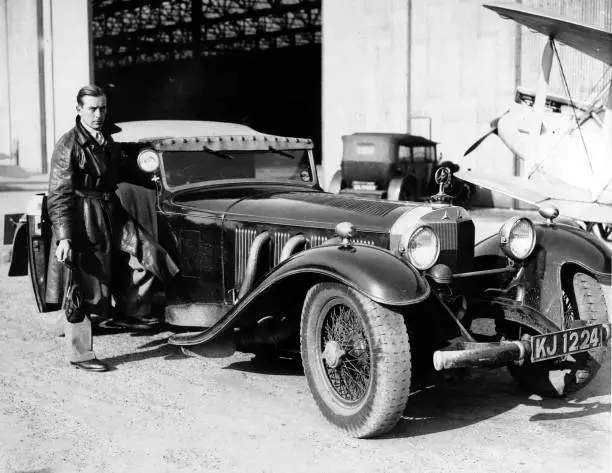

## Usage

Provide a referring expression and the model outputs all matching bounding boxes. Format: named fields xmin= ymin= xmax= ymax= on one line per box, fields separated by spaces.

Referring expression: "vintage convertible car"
xmin=8 ymin=121 xmax=611 ymax=438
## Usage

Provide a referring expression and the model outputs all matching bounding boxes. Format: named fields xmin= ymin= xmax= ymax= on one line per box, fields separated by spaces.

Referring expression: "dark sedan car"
xmin=9 ymin=121 xmax=611 ymax=438
xmin=328 ymin=132 xmax=440 ymax=201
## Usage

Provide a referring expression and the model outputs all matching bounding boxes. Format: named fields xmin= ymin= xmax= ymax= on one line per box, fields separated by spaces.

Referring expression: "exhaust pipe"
xmin=279 ymin=234 xmax=307 ymax=262
xmin=433 ymin=339 xmax=531 ymax=371
xmin=238 ymin=231 xmax=271 ymax=300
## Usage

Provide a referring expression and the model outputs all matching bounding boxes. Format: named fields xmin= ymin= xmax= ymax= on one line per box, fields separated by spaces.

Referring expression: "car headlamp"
xmin=499 ymin=217 xmax=536 ymax=260
xmin=137 ymin=149 xmax=160 ymax=173
xmin=400 ymin=226 xmax=440 ymax=270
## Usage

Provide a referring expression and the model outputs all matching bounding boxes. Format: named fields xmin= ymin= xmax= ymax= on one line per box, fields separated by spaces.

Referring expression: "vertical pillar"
xmin=0 ymin=0 xmax=11 ymax=160
xmin=45 ymin=0 xmax=92 ymax=166
xmin=321 ymin=0 xmax=410 ymax=189
xmin=41 ymin=0 xmax=55 ymax=167
xmin=4 ymin=0 xmax=91 ymax=173
xmin=6 ymin=0 xmax=44 ymax=172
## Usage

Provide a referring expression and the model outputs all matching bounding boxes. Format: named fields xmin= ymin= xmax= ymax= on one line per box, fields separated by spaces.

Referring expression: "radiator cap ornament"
xmin=430 ymin=166 xmax=454 ymax=204
xmin=335 ymin=221 xmax=356 ymax=250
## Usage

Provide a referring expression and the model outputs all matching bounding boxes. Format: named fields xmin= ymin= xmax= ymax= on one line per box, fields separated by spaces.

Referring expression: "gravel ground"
xmin=0 ymin=260 xmax=610 ymax=473
xmin=0 ymin=190 xmax=610 ymax=473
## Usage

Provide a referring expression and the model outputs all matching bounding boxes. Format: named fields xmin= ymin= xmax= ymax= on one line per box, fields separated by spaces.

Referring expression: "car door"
xmin=11 ymin=193 xmax=60 ymax=312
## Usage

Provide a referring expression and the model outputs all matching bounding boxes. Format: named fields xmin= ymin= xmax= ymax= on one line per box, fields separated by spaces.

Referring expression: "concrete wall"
xmin=45 ymin=0 xmax=92 ymax=154
xmin=0 ymin=0 xmax=91 ymax=174
xmin=0 ymin=0 xmax=10 ymax=159
xmin=3 ymin=0 xmax=45 ymax=172
xmin=321 ymin=0 xmax=519 ymax=205
xmin=410 ymin=0 xmax=611 ymax=206
xmin=521 ymin=0 xmax=612 ymax=101
xmin=321 ymin=0 xmax=410 ymax=188
xmin=411 ymin=0 xmax=517 ymax=182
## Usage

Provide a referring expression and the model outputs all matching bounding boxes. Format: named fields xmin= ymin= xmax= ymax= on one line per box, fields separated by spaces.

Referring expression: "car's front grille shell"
xmin=429 ymin=220 xmax=474 ymax=272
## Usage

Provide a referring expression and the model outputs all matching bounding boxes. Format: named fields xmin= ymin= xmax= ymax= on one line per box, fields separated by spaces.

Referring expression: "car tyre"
xmin=507 ymin=272 xmax=608 ymax=397
xmin=300 ymin=282 xmax=411 ymax=438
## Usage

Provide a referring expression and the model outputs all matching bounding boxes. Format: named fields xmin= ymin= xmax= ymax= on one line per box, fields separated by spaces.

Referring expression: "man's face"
xmin=77 ymin=95 xmax=107 ymax=130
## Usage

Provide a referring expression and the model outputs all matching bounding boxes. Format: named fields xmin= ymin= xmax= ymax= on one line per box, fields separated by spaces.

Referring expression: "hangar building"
xmin=0 ymin=0 xmax=610 ymax=191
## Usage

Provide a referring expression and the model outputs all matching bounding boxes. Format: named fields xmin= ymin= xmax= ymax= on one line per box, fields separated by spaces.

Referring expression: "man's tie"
xmin=94 ymin=131 xmax=106 ymax=146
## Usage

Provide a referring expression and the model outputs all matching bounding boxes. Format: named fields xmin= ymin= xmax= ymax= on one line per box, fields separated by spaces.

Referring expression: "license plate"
xmin=531 ymin=324 xmax=604 ymax=362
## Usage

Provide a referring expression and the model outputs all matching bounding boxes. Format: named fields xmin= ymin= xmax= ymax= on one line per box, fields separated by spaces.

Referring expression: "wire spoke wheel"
xmin=321 ymin=303 xmax=371 ymax=403
xmin=300 ymin=283 xmax=412 ymax=438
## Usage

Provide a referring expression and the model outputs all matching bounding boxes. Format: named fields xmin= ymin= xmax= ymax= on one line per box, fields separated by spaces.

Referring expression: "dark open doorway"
xmin=93 ymin=0 xmax=322 ymax=161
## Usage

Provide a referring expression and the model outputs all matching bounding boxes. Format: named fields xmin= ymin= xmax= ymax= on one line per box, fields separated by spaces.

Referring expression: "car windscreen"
xmin=161 ymin=149 xmax=314 ymax=189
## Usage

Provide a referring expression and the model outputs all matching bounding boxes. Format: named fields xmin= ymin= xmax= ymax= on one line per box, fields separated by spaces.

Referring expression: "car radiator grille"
xmin=429 ymin=220 xmax=474 ymax=272
xmin=235 ymin=228 xmax=374 ymax=285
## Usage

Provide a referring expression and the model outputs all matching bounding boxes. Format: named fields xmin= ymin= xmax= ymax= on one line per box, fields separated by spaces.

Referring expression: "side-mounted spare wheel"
xmin=300 ymin=282 xmax=412 ymax=438
xmin=508 ymin=272 xmax=609 ymax=397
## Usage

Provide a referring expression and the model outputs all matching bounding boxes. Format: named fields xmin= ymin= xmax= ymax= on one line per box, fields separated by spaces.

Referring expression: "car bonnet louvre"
xmin=274 ymin=193 xmax=407 ymax=217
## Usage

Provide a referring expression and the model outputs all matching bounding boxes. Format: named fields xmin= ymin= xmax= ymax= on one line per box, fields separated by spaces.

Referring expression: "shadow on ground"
xmin=85 ymin=321 xmax=611 ymax=439
xmin=385 ymin=363 xmax=611 ymax=439
xmin=218 ymin=348 xmax=610 ymax=437
xmin=225 ymin=355 xmax=304 ymax=376
xmin=100 ymin=336 xmax=190 ymax=367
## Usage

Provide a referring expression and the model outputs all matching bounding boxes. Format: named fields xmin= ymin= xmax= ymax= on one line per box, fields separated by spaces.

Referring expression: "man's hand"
xmin=55 ymin=239 xmax=71 ymax=263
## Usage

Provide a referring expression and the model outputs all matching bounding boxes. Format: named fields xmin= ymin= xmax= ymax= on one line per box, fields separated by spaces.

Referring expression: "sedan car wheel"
xmin=300 ymin=282 xmax=411 ymax=438
xmin=507 ymin=272 xmax=608 ymax=397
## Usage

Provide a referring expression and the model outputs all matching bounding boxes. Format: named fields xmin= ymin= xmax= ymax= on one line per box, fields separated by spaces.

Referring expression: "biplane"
xmin=459 ymin=2 xmax=612 ymax=240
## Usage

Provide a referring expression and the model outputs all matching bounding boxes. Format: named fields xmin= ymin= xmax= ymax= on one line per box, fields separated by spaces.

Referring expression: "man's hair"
xmin=76 ymin=85 xmax=106 ymax=106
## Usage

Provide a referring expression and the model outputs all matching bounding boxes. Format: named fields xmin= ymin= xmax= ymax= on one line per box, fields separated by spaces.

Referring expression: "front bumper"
xmin=433 ymin=323 xmax=611 ymax=371
xmin=433 ymin=340 xmax=530 ymax=370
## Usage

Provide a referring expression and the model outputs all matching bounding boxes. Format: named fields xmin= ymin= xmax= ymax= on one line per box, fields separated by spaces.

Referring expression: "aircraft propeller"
xmin=463 ymin=115 xmax=504 ymax=157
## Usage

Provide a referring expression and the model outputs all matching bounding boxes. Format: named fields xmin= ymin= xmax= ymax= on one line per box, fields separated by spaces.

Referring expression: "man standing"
xmin=47 ymin=85 xmax=178 ymax=372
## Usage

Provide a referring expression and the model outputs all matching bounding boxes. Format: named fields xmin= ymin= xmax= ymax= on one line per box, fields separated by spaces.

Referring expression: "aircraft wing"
xmin=483 ymin=3 xmax=612 ymax=65
xmin=456 ymin=170 xmax=612 ymax=223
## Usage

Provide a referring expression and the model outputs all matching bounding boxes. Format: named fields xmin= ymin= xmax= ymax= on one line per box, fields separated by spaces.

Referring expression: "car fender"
xmin=169 ymin=243 xmax=430 ymax=346
xmin=259 ymin=243 xmax=430 ymax=305
xmin=475 ymin=223 xmax=611 ymax=327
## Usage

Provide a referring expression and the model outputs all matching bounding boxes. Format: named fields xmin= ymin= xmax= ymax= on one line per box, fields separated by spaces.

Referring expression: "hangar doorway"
xmin=93 ymin=0 xmax=322 ymax=159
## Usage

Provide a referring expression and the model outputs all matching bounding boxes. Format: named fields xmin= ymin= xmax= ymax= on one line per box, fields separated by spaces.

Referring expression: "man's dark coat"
xmin=45 ymin=117 xmax=179 ymax=316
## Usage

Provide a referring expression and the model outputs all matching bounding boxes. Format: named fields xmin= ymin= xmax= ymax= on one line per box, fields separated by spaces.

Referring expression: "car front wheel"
xmin=300 ymin=282 xmax=411 ymax=438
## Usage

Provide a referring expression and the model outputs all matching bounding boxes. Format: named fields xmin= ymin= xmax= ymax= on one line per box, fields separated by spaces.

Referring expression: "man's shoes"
xmin=70 ymin=359 xmax=109 ymax=372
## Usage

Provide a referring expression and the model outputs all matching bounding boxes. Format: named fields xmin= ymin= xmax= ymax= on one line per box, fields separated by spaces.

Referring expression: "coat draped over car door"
xmin=44 ymin=117 xmax=179 ymax=317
